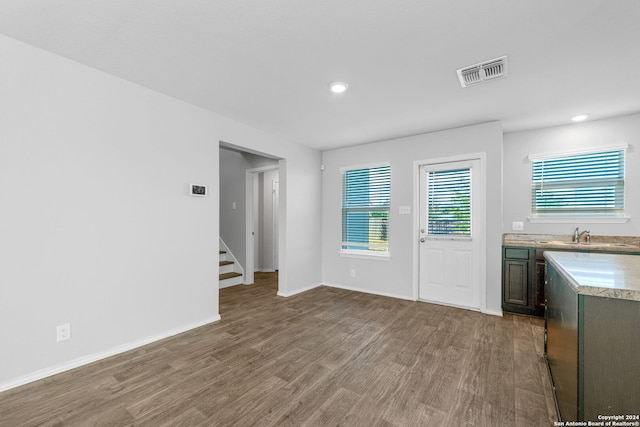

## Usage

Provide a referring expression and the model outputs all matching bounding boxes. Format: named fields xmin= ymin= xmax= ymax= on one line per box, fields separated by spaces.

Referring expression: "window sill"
xmin=528 ymin=216 xmax=630 ymax=224
xmin=339 ymin=250 xmax=391 ymax=261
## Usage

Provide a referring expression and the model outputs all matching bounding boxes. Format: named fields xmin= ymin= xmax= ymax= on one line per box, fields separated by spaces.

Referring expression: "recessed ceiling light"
xmin=571 ymin=114 xmax=590 ymax=122
xmin=329 ymin=81 xmax=348 ymax=94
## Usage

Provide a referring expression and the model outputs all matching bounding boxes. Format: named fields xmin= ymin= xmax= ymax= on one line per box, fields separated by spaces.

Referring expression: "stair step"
xmin=219 ymin=272 xmax=242 ymax=281
xmin=219 ymin=260 xmax=234 ymax=266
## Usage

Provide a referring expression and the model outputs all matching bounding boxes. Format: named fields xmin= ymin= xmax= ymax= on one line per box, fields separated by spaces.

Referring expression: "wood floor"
xmin=0 ymin=273 xmax=557 ymax=426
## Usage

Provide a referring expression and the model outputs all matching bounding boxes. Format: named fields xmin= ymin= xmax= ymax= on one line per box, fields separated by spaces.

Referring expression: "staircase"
xmin=219 ymin=238 xmax=244 ymax=288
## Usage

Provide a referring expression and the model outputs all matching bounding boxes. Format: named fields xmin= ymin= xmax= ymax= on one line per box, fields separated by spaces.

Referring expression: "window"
xmin=427 ymin=168 xmax=471 ymax=236
xmin=531 ymin=148 xmax=625 ymax=217
xmin=341 ymin=164 xmax=391 ymax=254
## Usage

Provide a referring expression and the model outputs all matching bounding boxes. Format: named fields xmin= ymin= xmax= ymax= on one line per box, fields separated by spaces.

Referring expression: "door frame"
xmin=272 ymin=179 xmax=279 ymax=270
xmin=412 ymin=152 xmax=487 ymax=312
xmin=245 ymin=165 xmax=280 ymax=285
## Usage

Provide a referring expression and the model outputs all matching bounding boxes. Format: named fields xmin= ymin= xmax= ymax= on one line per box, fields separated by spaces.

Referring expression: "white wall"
xmin=0 ymin=35 xmax=322 ymax=390
xmin=503 ymin=113 xmax=640 ymax=236
xmin=270 ymin=145 xmax=323 ymax=297
xmin=321 ymin=122 xmax=503 ymax=314
xmin=0 ymin=35 xmax=220 ymax=388
xmin=219 ymin=147 xmax=277 ymax=273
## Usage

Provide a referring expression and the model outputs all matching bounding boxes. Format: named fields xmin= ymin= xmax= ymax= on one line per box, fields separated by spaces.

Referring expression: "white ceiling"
xmin=1 ymin=1 xmax=639 ymax=151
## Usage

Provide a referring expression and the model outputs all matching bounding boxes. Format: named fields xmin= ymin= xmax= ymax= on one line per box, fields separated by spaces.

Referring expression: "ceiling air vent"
xmin=457 ymin=55 xmax=508 ymax=88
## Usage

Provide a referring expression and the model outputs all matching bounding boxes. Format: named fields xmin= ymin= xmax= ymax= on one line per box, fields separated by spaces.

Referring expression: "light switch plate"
xmin=399 ymin=206 xmax=411 ymax=215
xmin=512 ymin=221 xmax=524 ymax=231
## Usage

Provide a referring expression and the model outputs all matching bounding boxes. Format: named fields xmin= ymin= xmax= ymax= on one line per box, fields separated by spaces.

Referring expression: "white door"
xmin=418 ymin=159 xmax=483 ymax=310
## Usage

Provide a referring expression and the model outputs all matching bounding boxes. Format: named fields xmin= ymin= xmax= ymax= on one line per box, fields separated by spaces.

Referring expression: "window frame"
xmin=527 ymin=145 xmax=629 ymax=223
xmin=340 ymin=162 xmax=391 ymax=259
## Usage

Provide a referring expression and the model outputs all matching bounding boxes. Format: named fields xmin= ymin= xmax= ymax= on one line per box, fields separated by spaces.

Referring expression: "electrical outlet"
xmin=56 ymin=323 xmax=71 ymax=342
xmin=350 ymin=269 xmax=356 ymax=278
xmin=512 ymin=221 xmax=524 ymax=231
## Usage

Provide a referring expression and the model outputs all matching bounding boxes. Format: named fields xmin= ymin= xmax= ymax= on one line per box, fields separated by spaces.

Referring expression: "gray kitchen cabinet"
xmin=502 ymin=247 xmax=543 ymax=316
xmin=545 ymin=254 xmax=640 ymax=422
xmin=503 ymin=244 xmax=640 ymax=318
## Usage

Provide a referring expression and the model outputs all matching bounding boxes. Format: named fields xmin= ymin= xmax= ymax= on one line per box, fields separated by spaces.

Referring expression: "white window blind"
xmin=341 ymin=164 xmax=390 ymax=253
xmin=427 ymin=168 xmax=471 ymax=236
xmin=531 ymin=149 xmax=625 ymax=216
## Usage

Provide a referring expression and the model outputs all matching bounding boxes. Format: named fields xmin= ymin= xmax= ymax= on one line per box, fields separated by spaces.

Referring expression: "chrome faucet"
xmin=574 ymin=227 xmax=591 ymax=243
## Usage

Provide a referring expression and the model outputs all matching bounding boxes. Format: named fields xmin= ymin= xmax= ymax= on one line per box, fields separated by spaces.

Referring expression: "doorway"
xmin=416 ymin=155 xmax=485 ymax=311
xmin=245 ymin=165 xmax=280 ymax=286
xmin=218 ymin=142 xmax=283 ymax=295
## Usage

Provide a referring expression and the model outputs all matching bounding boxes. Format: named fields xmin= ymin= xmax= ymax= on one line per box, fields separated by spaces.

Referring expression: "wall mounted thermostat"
xmin=190 ymin=184 xmax=207 ymax=197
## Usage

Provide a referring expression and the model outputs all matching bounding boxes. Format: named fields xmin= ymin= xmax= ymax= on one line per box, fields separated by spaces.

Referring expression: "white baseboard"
xmin=0 ymin=315 xmax=221 ymax=393
xmin=322 ymin=283 xmax=503 ymax=317
xmin=417 ymin=297 xmax=504 ymax=317
xmin=322 ymin=282 xmax=414 ymax=301
xmin=482 ymin=308 xmax=504 ymax=317
xmin=277 ymin=282 xmax=322 ymax=297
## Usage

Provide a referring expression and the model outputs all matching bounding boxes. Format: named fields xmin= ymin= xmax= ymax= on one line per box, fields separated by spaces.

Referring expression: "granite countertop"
xmin=544 ymin=251 xmax=640 ymax=302
xmin=503 ymin=233 xmax=640 ymax=253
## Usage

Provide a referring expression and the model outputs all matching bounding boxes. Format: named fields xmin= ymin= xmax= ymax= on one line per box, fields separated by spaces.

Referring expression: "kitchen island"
xmin=544 ymin=251 xmax=640 ymax=422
